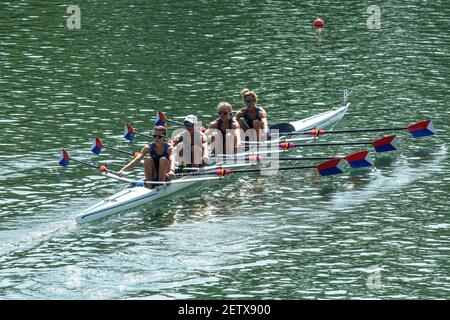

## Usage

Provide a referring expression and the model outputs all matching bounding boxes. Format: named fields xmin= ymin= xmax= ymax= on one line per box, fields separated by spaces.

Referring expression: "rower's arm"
xmin=234 ymin=109 xmax=243 ymax=120
xmin=232 ymin=121 xmax=242 ymax=147
xmin=259 ymin=108 xmax=268 ymax=129
xmin=172 ymin=133 xmax=183 ymax=146
xmin=203 ymin=121 xmax=218 ymax=137
xmin=167 ymin=145 xmax=176 ymax=172
xmin=118 ymin=145 xmax=148 ymax=174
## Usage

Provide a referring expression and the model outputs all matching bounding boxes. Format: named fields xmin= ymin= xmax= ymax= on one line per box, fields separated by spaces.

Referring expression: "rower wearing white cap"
xmin=172 ymin=115 xmax=209 ymax=167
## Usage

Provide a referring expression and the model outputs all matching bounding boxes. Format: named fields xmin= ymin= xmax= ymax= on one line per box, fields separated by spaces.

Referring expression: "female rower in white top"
xmin=172 ymin=115 xmax=209 ymax=167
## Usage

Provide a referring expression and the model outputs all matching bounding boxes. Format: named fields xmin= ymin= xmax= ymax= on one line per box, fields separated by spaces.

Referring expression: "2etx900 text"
xmin=222 ymin=304 xmax=270 ymax=315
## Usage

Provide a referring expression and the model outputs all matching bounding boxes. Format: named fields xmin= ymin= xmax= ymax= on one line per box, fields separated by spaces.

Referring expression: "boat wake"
xmin=0 ymin=219 xmax=77 ymax=263
xmin=328 ymin=145 xmax=447 ymax=212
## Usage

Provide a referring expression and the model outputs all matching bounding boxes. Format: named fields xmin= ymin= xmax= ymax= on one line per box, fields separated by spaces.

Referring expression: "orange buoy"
xmin=314 ymin=18 xmax=324 ymax=27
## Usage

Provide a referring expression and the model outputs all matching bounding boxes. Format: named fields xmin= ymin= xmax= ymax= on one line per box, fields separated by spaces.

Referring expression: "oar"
xmin=247 ymin=155 xmax=336 ymax=161
xmin=91 ymin=136 xmax=139 ymax=158
xmin=279 ymin=120 xmax=435 ymax=138
xmin=247 ymin=150 xmax=374 ymax=169
xmin=59 ymin=149 xmax=221 ymax=185
xmin=279 ymin=135 xmax=399 ymax=153
xmin=59 ymin=148 xmax=132 ymax=183
xmin=242 ymin=136 xmax=314 ymax=145
xmin=130 ymin=176 xmax=221 ymax=187
xmin=174 ymin=158 xmax=347 ymax=177
xmin=123 ymin=123 xmax=153 ymax=141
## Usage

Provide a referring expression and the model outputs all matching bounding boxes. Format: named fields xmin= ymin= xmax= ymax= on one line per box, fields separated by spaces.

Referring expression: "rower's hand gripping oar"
xmin=280 ymin=119 xmax=435 ymax=138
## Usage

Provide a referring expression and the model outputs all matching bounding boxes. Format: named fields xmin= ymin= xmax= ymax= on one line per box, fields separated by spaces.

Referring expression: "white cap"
xmin=184 ymin=115 xmax=197 ymax=125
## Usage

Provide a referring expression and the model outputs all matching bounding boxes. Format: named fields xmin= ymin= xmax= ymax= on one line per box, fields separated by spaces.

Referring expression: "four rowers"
xmin=117 ymin=88 xmax=268 ymax=187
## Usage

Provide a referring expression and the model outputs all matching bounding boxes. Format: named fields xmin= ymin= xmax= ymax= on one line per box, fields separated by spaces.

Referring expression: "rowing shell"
xmin=75 ymin=101 xmax=349 ymax=224
xmin=269 ymin=102 xmax=349 ymax=133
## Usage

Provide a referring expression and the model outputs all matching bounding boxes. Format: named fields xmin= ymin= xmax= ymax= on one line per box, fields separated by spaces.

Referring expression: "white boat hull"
xmin=290 ymin=103 xmax=349 ymax=132
xmin=76 ymin=100 xmax=350 ymax=224
xmin=75 ymin=178 xmax=196 ymax=224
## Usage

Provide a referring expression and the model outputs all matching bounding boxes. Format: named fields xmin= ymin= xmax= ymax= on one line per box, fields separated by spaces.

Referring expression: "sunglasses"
xmin=184 ymin=122 xmax=194 ymax=127
xmin=244 ymin=99 xmax=256 ymax=104
xmin=218 ymin=110 xmax=229 ymax=115
xmin=153 ymin=134 xmax=164 ymax=139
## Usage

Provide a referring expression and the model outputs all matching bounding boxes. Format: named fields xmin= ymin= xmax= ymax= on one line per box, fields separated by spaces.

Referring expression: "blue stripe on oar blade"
xmin=316 ymin=158 xmax=345 ymax=176
xmin=372 ymin=135 xmax=398 ymax=153
xmin=345 ymin=150 xmax=373 ymax=168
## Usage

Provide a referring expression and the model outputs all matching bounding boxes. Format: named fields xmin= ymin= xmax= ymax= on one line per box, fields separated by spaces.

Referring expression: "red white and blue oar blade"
xmin=124 ymin=123 xmax=136 ymax=141
xmin=59 ymin=148 xmax=70 ymax=167
xmin=90 ymin=136 xmax=105 ymax=155
xmin=154 ymin=111 xmax=168 ymax=127
xmin=316 ymin=158 xmax=345 ymax=176
xmin=372 ymin=135 xmax=398 ymax=153
xmin=407 ymin=120 xmax=435 ymax=138
xmin=345 ymin=150 xmax=373 ymax=168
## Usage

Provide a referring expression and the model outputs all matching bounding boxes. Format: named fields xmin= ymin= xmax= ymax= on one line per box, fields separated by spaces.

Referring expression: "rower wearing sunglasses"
xmin=172 ymin=115 xmax=209 ymax=167
xmin=205 ymin=102 xmax=242 ymax=155
xmin=117 ymin=126 xmax=176 ymax=187
xmin=235 ymin=88 xmax=268 ymax=140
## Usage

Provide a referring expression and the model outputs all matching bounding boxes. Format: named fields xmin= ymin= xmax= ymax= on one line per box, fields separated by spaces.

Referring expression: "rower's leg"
xmin=144 ymin=157 xmax=157 ymax=189
xmin=253 ymin=119 xmax=264 ymax=141
xmin=158 ymin=157 xmax=171 ymax=181
xmin=191 ymin=145 xmax=203 ymax=167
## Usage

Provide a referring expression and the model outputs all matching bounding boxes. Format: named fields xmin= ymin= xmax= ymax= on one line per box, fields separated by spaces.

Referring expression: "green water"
xmin=0 ymin=0 xmax=449 ymax=299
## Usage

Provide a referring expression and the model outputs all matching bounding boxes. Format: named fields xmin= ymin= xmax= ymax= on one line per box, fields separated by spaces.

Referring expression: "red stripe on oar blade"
xmin=316 ymin=158 xmax=345 ymax=176
xmin=345 ymin=150 xmax=373 ymax=168
xmin=59 ymin=149 xmax=70 ymax=167
xmin=90 ymin=136 xmax=105 ymax=155
xmin=407 ymin=120 xmax=435 ymax=137
xmin=124 ymin=123 xmax=136 ymax=141
xmin=372 ymin=135 xmax=398 ymax=152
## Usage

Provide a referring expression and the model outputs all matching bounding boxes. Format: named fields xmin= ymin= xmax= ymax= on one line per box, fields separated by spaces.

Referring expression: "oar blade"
xmin=154 ymin=111 xmax=168 ymax=127
xmin=372 ymin=135 xmax=398 ymax=152
xmin=90 ymin=136 xmax=105 ymax=155
xmin=124 ymin=123 xmax=136 ymax=141
xmin=407 ymin=120 xmax=435 ymax=137
xmin=316 ymin=158 xmax=345 ymax=176
xmin=345 ymin=150 xmax=373 ymax=168
xmin=59 ymin=149 xmax=70 ymax=167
